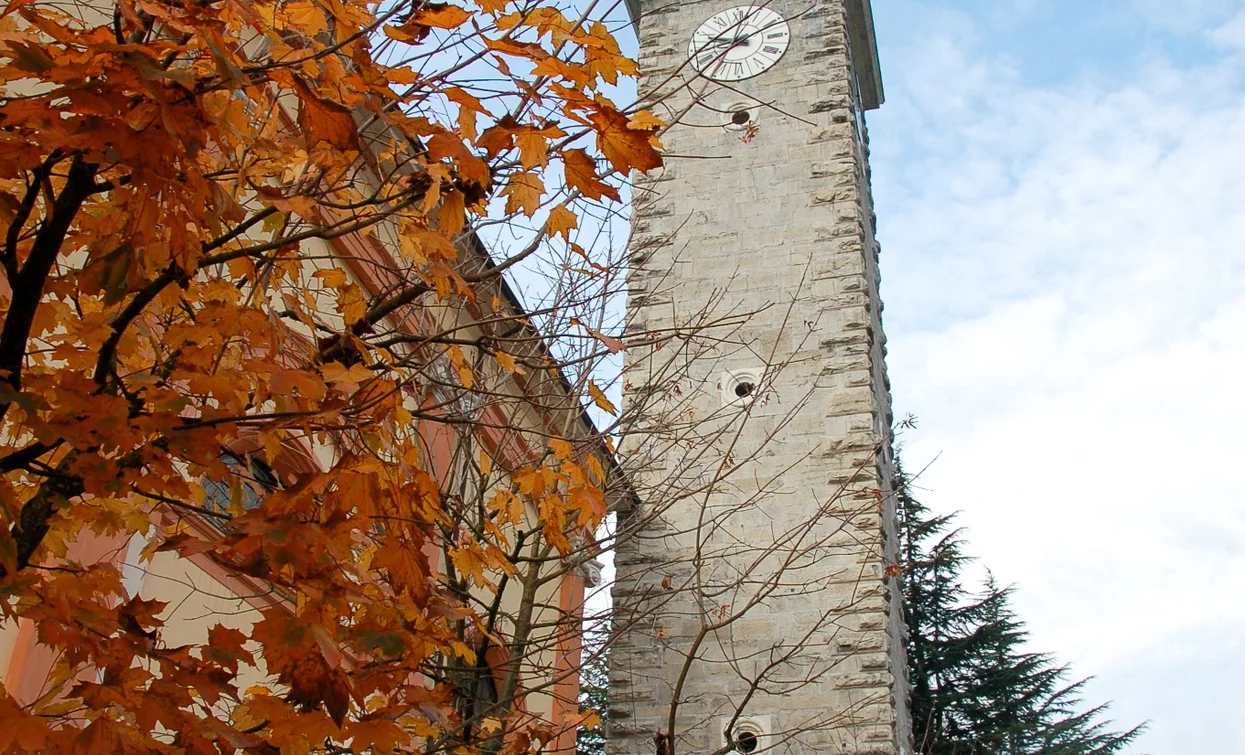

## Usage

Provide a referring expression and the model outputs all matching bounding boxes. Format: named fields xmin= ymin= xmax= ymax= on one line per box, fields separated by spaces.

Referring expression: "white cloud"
xmin=872 ymin=6 xmax=1245 ymax=753
xmin=1129 ymin=0 xmax=1240 ymax=34
xmin=1209 ymin=9 xmax=1245 ymax=51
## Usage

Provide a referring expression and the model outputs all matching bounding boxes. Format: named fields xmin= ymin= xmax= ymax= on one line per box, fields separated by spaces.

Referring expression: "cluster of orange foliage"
xmin=0 ymin=0 xmax=660 ymax=749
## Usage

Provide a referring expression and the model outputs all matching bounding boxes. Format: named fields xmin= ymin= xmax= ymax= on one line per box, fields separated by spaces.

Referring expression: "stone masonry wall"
xmin=611 ymin=2 xmax=911 ymax=755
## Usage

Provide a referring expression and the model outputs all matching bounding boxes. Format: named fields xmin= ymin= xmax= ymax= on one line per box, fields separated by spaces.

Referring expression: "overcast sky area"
xmin=867 ymin=1 xmax=1245 ymax=751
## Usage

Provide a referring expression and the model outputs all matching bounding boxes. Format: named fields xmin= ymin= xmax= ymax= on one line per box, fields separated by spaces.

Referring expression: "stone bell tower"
xmin=610 ymin=1 xmax=911 ymax=755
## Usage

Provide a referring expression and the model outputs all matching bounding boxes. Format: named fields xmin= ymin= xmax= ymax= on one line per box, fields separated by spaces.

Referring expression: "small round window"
xmin=736 ymin=730 xmax=759 ymax=754
xmin=722 ymin=369 xmax=762 ymax=406
xmin=723 ymin=100 xmax=760 ymax=133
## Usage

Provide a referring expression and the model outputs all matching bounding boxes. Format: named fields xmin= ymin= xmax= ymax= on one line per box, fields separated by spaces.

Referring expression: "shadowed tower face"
xmin=610 ymin=2 xmax=912 ymax=755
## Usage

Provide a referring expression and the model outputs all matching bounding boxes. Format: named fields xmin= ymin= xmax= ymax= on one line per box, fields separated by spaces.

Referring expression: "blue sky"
xmin=868 ymin=1 xmax=1245 ymax=752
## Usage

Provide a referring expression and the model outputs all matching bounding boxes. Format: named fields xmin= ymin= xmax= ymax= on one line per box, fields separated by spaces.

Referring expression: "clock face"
xmin=688 ymin=6 xmax=790 ymax=82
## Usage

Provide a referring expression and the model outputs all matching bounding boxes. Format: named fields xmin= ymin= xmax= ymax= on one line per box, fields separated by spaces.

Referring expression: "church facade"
xmin=611 ymin=1 xmax=911 ymax=754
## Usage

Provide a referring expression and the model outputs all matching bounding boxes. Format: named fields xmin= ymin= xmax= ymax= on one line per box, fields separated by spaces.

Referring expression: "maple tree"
xmin=0 ymin=0 xmax=664 ymax=749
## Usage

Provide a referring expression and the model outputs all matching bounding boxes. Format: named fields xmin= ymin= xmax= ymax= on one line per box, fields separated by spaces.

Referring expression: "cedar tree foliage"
xmin=897 ymin=464 xmax=1145 ymax=755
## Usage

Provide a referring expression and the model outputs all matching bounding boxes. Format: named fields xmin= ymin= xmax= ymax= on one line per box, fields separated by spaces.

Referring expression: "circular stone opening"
xmin=731 ymin=109 xmax=752 ymax=125
xmin=734 ymin=381 xmax=755 ymax=398
xmin=736 ymin=730 xmax=759 ymax=754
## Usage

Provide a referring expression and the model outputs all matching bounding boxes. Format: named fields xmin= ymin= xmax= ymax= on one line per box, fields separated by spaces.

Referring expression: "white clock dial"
xmin=688 ymin=6 xmax=790 ymax=82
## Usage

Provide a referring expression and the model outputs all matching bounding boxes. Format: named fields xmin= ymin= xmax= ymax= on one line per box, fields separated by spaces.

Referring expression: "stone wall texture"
xmin=611 ymin=1 xmax=912 ymax=755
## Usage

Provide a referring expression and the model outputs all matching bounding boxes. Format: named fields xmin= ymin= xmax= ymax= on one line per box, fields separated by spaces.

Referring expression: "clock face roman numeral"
xmin=687 ymin=6 xmax=791 ymax=81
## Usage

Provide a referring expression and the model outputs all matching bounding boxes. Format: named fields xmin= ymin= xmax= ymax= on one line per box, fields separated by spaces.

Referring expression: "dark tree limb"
xmin=0 ymin=155 xmax=99 ymax=423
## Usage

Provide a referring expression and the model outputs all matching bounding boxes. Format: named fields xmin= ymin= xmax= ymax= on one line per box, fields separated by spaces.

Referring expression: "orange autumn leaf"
xmin=588 ymin=326 xmax=624 ymax=353
xmin=589 ymin=103 xmax=663 ymax=174
xmin=409 ymin=3 xmax=472 ymax=29
xmin=281 ymin=0 xmax=329 ymax=36
xmin=385 ymin=3 xmax=471 ymax=42
xmin=587 ymin=380 xmax=616 ymax=416
xmin=0 ymin=0 xmax=645 ymax=748
xmin=515 ymin=128 xmax=552 ymax=169
xmin=563 ymin=149 xmax=620 ymax=202
xmin=290 ymin=75 xmax=361 ymax=152
xmin=546 ymin=204 xmax=577 ymax=240
xmin=627 ymin=110 xmax=665 ymax=131
xmin=503 ymin=171 xmax=545 ymax=217
xmin=495 ymin=349 xmax=524 ymax=375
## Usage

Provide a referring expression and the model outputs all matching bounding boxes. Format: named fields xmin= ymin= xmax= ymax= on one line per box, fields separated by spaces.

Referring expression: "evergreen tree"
xmin=578 ymin=620 xmax=610 ymax=755
xmin=897 ymin=464 xmax=1145 ymax=754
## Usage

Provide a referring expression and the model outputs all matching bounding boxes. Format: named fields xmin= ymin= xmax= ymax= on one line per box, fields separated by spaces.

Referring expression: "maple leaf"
xmin=0 ymin=0 xmax=653 ymax=747
xmin=4 ymin=40 xmax=56 ymax=73
xmin=546 ymin=204 xmax=577 ymax=241
xmin=0 ymin=696 xmax=49 ymax=751
xmin=515 ymin=128 xmax=551 ymax=169
xmin=205 ymin=624 xmax=255 ymax=673
xmin=587 ymin=380 xmax=616 ymax=416
xmin=563 ymin=149 xmax=620 ymax=202
xmin=386 ymin=2 xmax=471 ymax=42
xmin=587 ymin=103 xmax=663 ymax=174
xmin=577 ymin=709 xmax=603 ymax=729
xmin=571 ymin=318 xmax=625 ymax=352
xmin=449 ymin=543 xmax=490 ymax=585
xmin=590 ymin=328 xmax=625 ymax=353
xmin=281 ymin=0 xmax=329 ymax=36
xmin=502 ymin=171 xmax=545 ymax=217
xmin=494 ymin=350 xmax=524 ymax=375
xmin=290 ymin=75 xmax=361 ymax=152
xmin=487 ymin=489 xmax=524 ymax=525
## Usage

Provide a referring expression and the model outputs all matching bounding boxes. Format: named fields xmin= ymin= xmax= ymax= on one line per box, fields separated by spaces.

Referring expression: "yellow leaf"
xmin=487 ymin=489 xmax=524 ymax=525
xmin=578 ymin=710 xmax=602 ymax=730
xmin=36 ymin=699 xmax=83 ymax=718
xmin=314 ymin=267 xmax=349 ymax=287
xmin=439 ymin=190 xmax=465 ymax=237
xmin=515 ymin=129 xmax=550 ymax=170
xmin=413 ymin=3 xmax=471 ymax=29
xmin=357 ymin=544 xmax=378 ymax=573
xmin=587 ymin=380 xmax=616 ymax=415
xmin=401 ymin=225 xmax=457 ymax=262
xmin=259 ymin=430 xmax=284 ymax=467
xmin=449 ymin=545 xmax=490 ymax=586
xmin=494 ymin=350 xmax=524 ymax=375
xmin=447 ymin=345 xmax=475 ymax=389
xmin=282 ymin=0 xmax=328 ymax=36
xmin=549 ymin=438 xmax=574 ymax=461
xmin=502 ymin=171 xmax=544 ymax=218
xmin=445 ymin=88 xmax=485 ymax=141
xmin=546 ymin=204 xmax=577 ymax=241
xmin=450 ymin=640 xmax=477 ymax=663
xmin=338 ymin=284 xmax=369 ymax=325
xmin=627 ymin=110 xmax=665 ymax=131
xmin=479 ymin=450 xmax=492 ymax=478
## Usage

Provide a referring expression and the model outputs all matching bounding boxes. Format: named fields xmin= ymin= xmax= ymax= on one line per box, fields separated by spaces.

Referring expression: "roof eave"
xmin=846 ymin=0 xmax=884 ymax=110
